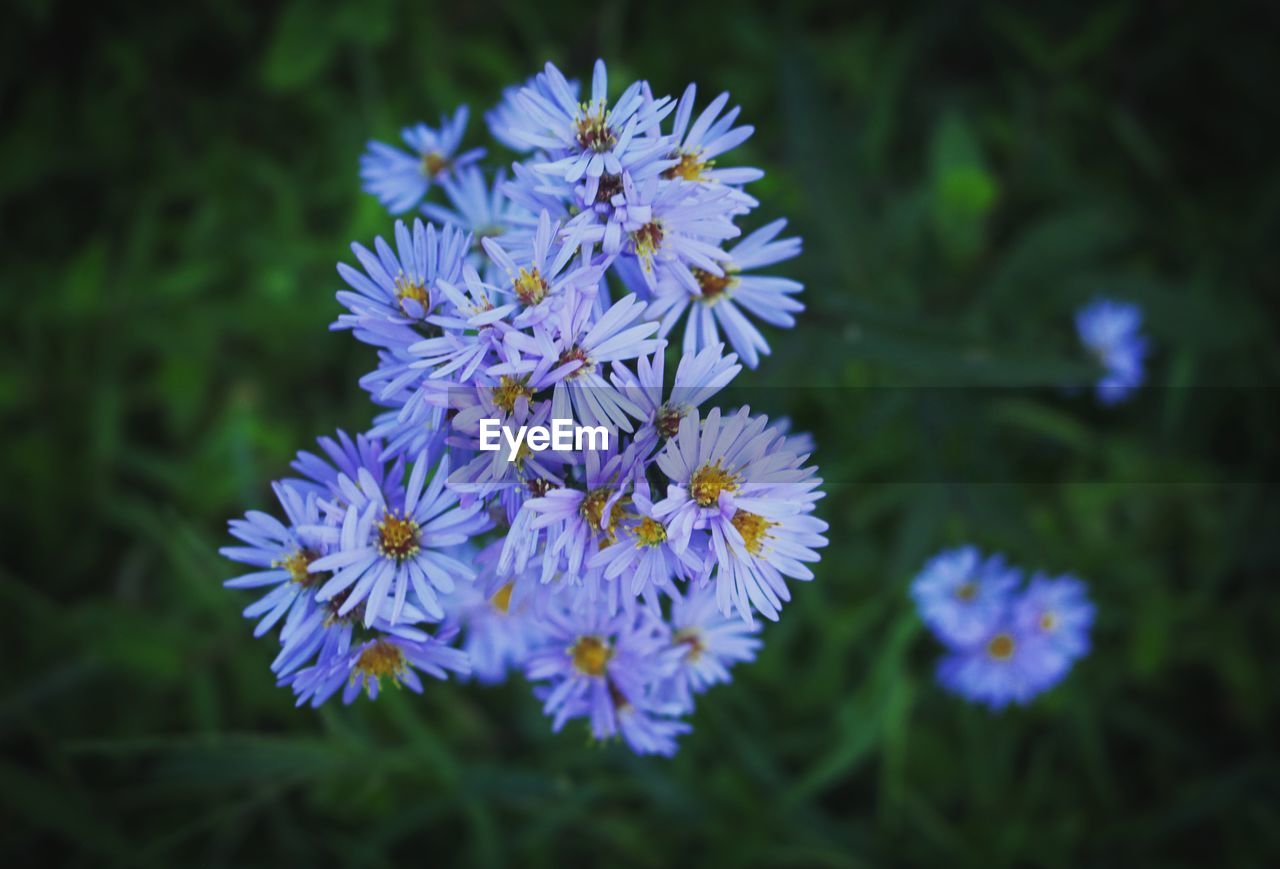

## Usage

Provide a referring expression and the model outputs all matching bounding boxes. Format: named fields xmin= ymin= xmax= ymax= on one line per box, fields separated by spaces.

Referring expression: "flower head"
xmin=307 ymin=451 xmax=491 ymax=625
xmin=1076 ymin=297 xmax=1148 ymax=404
xmin=910 ymin=546 xmax=1021 ymax=647
xmin=361 ymin=107 xmax=485 ymax=213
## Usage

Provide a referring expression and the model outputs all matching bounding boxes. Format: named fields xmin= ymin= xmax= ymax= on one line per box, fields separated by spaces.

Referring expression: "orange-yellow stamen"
xmin=635 ymin=517 xmax=667 ymax=548
xmin=987 ymin=633 xmax=1015 ymax=661
xmin=730 ymin=510 xmax=775 ymax=556
xmin=491 ymin=582 xmax=514 ymax=614
xmin=275 ymin=549 xmax=319 ymax=586
xmin=422 ymin=151 xmax=450 ymax=177
xmin=376 ymin=513 xmax=420 ymax=561
xmin=690 ymin=462 xmax=738 ymax=507
xmin=493 ymin=375 xmax=534 ymax=415
xmin=664 ymin=149 xmax=713 ymax=181
xmin=513 ymin=267 xmax=548 ymax=306
xmin=570 ymin=635 xmax=612 ymax=676
xmin=353 ymin=639 xmax=408 ymax=689
xmin=693 ymin=267 xmax=735 ymax=304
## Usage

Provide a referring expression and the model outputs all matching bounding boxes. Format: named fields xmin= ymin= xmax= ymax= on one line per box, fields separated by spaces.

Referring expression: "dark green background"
xmin=3 ymin=1 xmax=1278 ymax=865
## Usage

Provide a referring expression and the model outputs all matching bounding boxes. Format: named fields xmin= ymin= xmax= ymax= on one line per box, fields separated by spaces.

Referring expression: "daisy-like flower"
xmin=647 ymin=218 xmax=803 ymax=368
xmin=935 ymin=619 xmax=1064 ymax=711
xmin=271 ymin=584 xmax=437 ymax=680
xmin=507 ymin=60 xmax=675 ymax=204
xmin=663 ymin=84 xmax=762 ymax=199
xmin=221 ymin=480 xmax=332 ymax=638
xmin=1013 ymin=573 xmax=1094 ymax=667
xmin=610 ymin=341 xmax=741 ymax=449
xmin=287 ymin=632 xmax=470 ymax=707
xmin=410 ymin=262 xmax=518 ymax=381
xmin=653 ymin=407 xmax=828 ymax=623
xmin=335 ymin=219 xmax=470 ymax=352
xmin=580 ymin=172 xmax=740 ymax=295
xmin=910 ymin=546 xmax=1021 ymax=648
xmin=306 ymin=452 xmax=491 ymax=625
xmin=361 ymin=106 xmax=485 ymax=214
xmin=1075 ymin=297 xmax=1149 ymax=405
xmin=588 ymin=490 xmax=705 ymax=601
xmin=524 ymin=444 xmax=639 ymax=582
xmin=492 ymin=290 xmax=663 ymax=431
xmin=481 ymin=210 xmax=597 ymax=328
xmin=661 ymin=585 xmax=762 ymax=712
xmin=442 ymin=572 xmax=545 ymax=684
xmin=524 ymin=606 xmax=686 ymax=754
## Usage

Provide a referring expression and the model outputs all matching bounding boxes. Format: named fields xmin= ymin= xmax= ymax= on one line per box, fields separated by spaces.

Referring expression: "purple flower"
xmin=361 ymin=106 xmax=485 ymax=213
xmin=910 ymin=546 xmax=1021 ymax=648
xmin=442 ymin=575 xmax=545 ymax=685
xmin=1013 ymin=573 xmax=1094 ymax=665
xmin=1076 ymin=297 xmax=1148 ymax=404
xmin=609 ymin=341 xmax=741 ymax=448
xmin=287 ymin=633 xmax=469 ymax=707
xmin=589 ymin=490 xmax=706 ymax=602
xmin=647 ymin=218 xmax=803 ymax=368
xmin=664 ymin=84 xmax=763 ymax=198
xmin=935 ymin=620 xmax=1065 ymax=711
xmin=525 ymin=605 xmax=686 ymax=754
xmin=662 ymin=585 xmax=762 ymax=711
xmin=653 ymin=407 xmax=828 ymax=623
xmin=506 ymin=60 xmax=674 ymax=204
xmin=221 ymin=480 xmax=332 ymax=638
xmin=336 ymin=219 xmax=469 ymax=340
xmin=306 ymin=452 xmax=491 ymax=625
xmin=492 ymin=290 xmax=663 ymax=430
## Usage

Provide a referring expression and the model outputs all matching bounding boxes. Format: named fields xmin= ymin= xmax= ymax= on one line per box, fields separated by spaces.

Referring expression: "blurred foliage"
xmin=2 ymin=0 xmax=1279 ymax=865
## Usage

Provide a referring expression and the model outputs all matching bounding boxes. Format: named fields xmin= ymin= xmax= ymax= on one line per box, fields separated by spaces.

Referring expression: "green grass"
xmin=3 ymin=1 xmax=1278 ymax=865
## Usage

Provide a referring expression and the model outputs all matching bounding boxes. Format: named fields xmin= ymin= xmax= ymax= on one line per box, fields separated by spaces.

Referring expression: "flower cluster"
xmin=222 ymin=60 xmax=826 ymax=756
xmin=1076 ymin=297 xmax=1148 ymax=405
xmin=910 ymin=547 xmax=1094 ymax=710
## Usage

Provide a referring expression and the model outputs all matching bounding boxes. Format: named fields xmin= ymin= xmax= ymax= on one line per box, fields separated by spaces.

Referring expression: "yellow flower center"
xmin=513 ymin=267 xmax=548 ymax=305
xmin=664 ymin=149 xmax=713 ymax=181
xmin=492 ymin=375 xmax=534 ymax=415
xmin=692 ymin=267 xmax=735 ymax=304
xmin=275 ymin=549 xmax=319 ymax=586
xmin=575 ymin=104 xmax=616 ymax=152
xmin=632 ymin=221 xmax=664 ymax=260
xmin=987 ymin=633 xmax=1016 ymax=661
xmin=490 ymin=582 xmax=514 ymax=614
xmin=354 ymin=639 xmax=408 ymax=687
xmin=422 ymin=151 xmax=450 ymax=177
xmin=730 ymin=510 xmax=775 ymax=556
xmin=376 ymin=513 xmax=421 ymax=561
xmin=690 ymin=461 xmax=738 ymax=507
xmin=394 ymin=274 xmax=430 ymax=316
xmin=634 ymin=517 xmax=667 ymax=548
xmin=954 ymin=582 xmax=978 ymax=601
xmin=1039 ymin=612 xmax=1057 ymax=631
xmin=570 ymin=635 xmax=612 ymax=676
xmin=580 ymin=488 xmax=626 ymax=541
